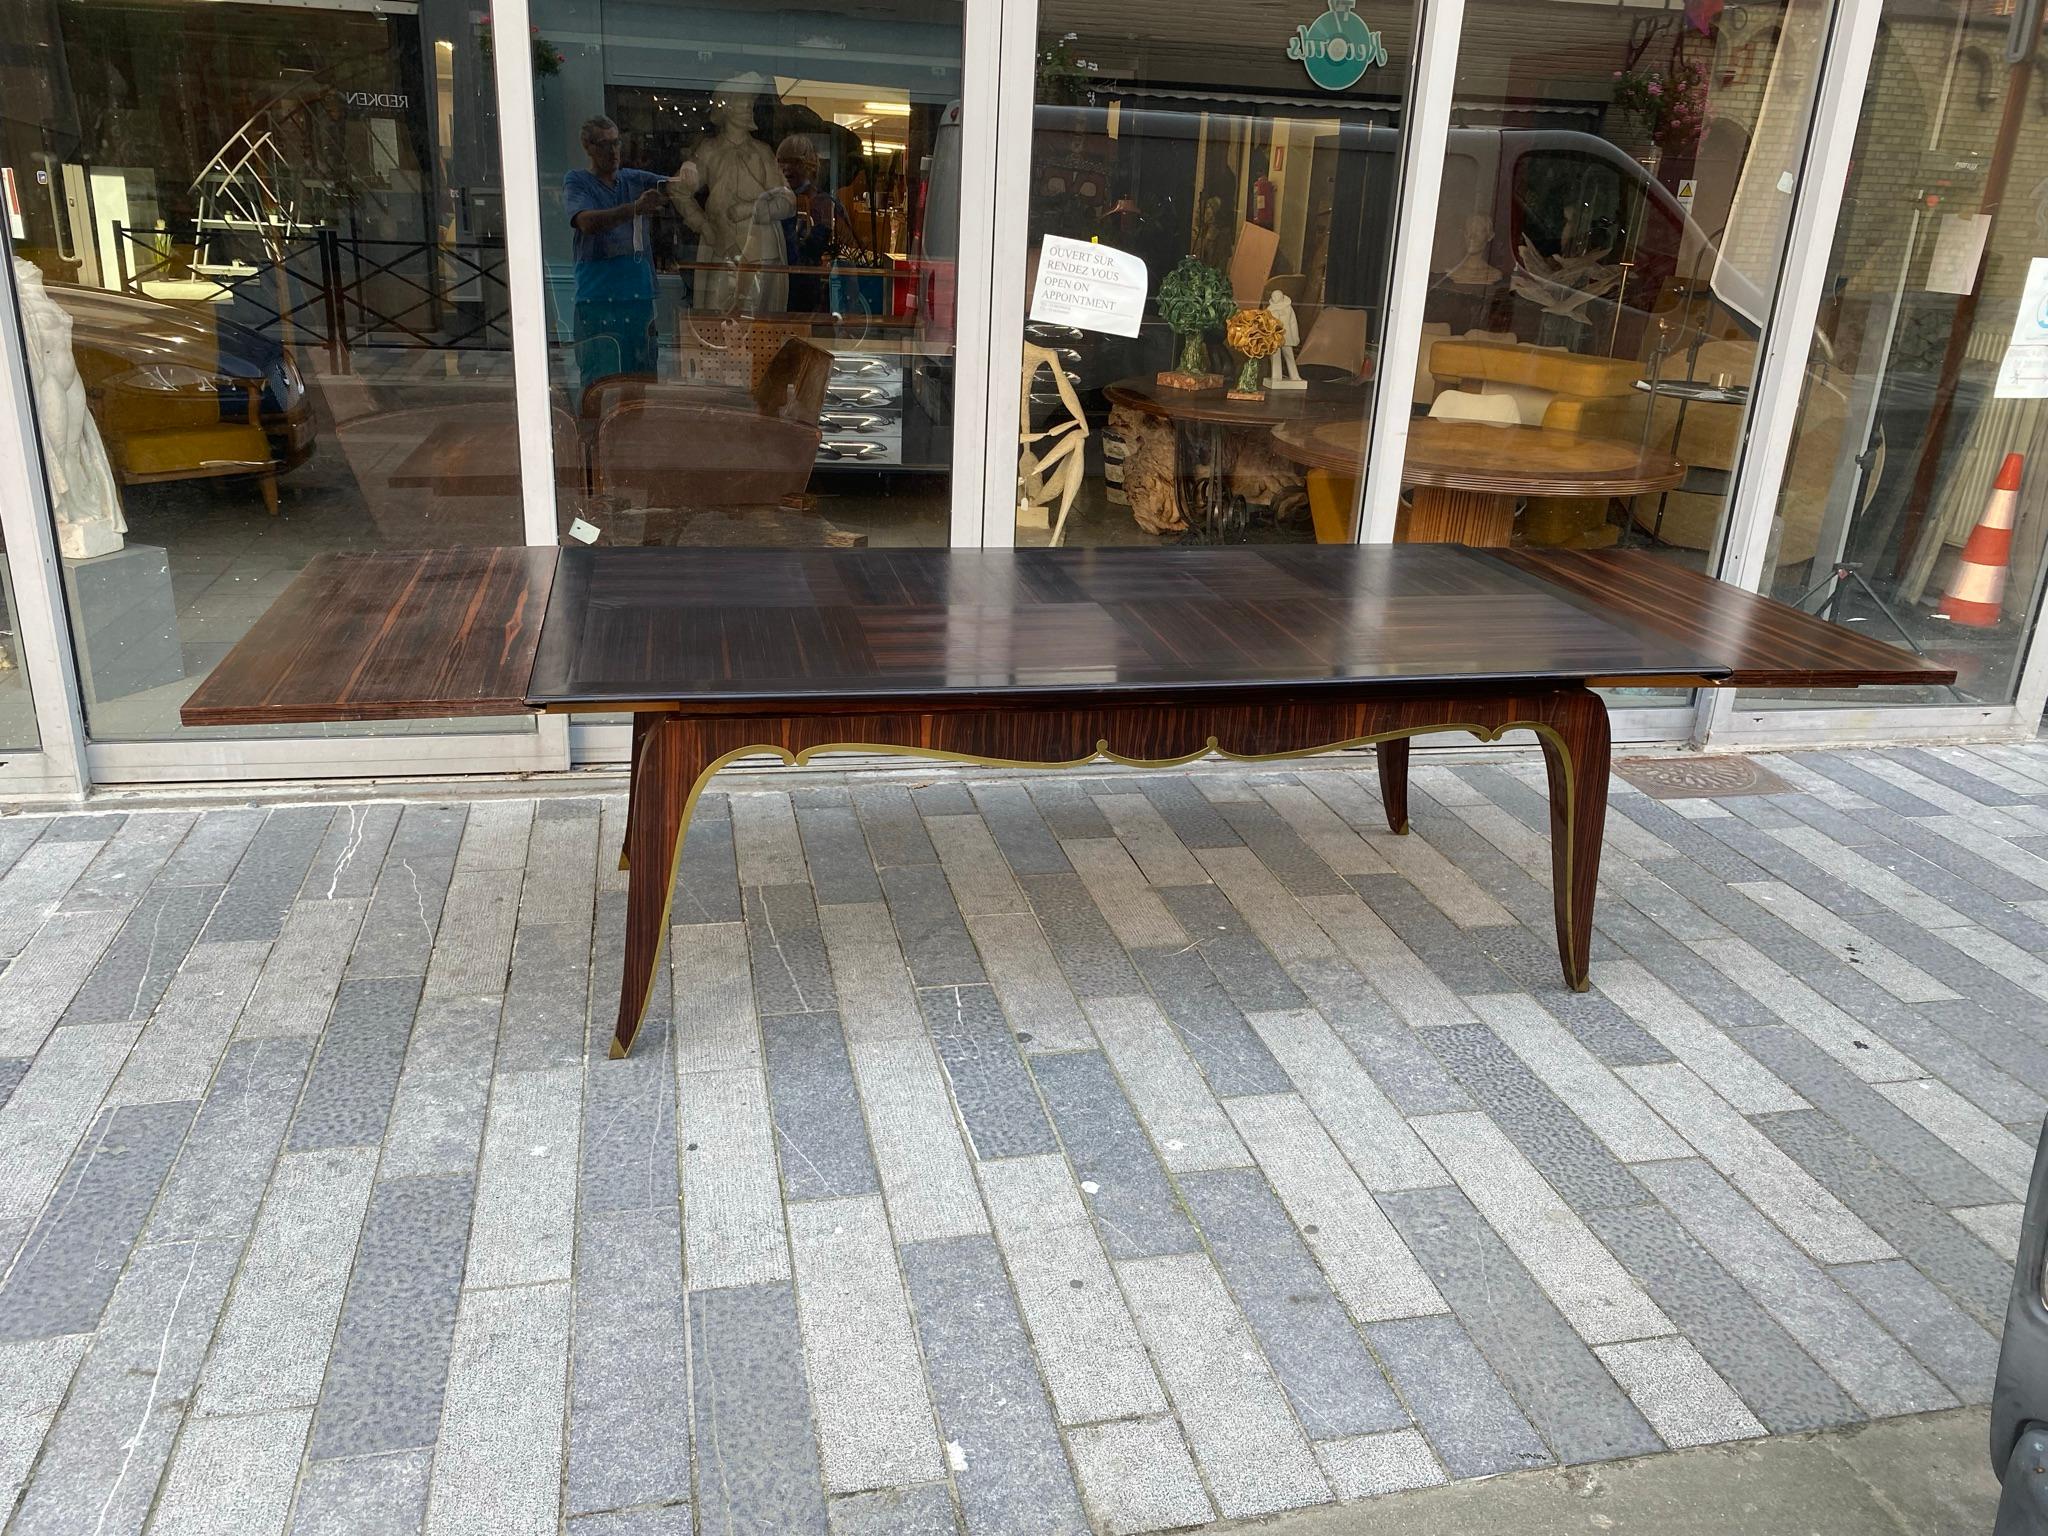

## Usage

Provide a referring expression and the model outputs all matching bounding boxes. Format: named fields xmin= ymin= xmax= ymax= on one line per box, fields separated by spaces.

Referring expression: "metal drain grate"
xmin=1613 ymin=755 xmax=1790 ymax=799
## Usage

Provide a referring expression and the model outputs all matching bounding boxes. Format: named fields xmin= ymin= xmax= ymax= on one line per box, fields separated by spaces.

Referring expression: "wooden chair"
xmin=752 ymin=337 xmax=832 ymax=425
xmin=593 ymin=397 xmax=822 ymax=509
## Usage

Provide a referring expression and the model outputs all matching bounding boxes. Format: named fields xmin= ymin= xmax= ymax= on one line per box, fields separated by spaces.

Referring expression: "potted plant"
xmin=1155 ymin=256 xmax=1233 ymax=390
xmin=1224 ymin=306 xmax=1284 ymax=401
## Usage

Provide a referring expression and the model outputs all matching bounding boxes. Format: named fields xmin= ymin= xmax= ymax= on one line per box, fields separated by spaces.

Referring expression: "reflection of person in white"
xmin=1267 ymin=288 xmax=1306 ymax=390
xmin=674 ymin=75 xmax=792 ymax=315
xmin=13 ymin=258 xmax=125 ymax=558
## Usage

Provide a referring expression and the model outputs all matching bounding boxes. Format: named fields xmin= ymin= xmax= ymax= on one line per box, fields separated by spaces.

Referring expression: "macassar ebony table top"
xmin=178 ymin=543 xmax=1956 ymax=730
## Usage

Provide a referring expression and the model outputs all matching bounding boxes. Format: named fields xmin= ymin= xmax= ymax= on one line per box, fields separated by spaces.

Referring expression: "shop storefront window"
xmin=1405 ymin=0 xmax=1828 ymax=572
xmin=0 ymin=521 xmax=37 ymax=750
xmin=1 ymin=0 xmax=529 ymax=742
xmin=1755 ymin=2 xmax=2048 ymax=709
xmin=528 ymin=0 xmax=963 ymax=551
xmin=1007 ymin=2 xmax=1415 ymax=548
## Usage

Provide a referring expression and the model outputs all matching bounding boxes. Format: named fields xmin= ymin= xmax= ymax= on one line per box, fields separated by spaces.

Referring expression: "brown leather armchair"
xmin=593 ymin=399 xmax=822 ymax=509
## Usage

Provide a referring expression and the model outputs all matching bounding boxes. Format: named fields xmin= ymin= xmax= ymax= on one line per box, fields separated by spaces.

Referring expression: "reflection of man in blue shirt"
xmin=564 ymin=115 xmax=680 ymax=392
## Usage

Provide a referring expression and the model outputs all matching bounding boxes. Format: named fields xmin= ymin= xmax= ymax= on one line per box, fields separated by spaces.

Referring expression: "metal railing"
xmin=110 ymin=224 xmax=511 ymax=369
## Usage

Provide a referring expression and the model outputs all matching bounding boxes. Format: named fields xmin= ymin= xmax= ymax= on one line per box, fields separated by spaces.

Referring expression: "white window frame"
xmin=0 ymin=256 xmax=90 ymax=801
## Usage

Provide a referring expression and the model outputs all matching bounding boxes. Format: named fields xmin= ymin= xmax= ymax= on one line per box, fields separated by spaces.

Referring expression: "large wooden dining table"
xmin=180 ymin=543 xmax=1953 ymax=1058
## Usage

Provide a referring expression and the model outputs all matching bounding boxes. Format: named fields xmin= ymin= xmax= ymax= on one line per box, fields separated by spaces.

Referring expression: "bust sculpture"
xmin=13 ymin=258 xmax=125 ymax=559
xmin=1444 ymin=212 xmax=1503 ymax=287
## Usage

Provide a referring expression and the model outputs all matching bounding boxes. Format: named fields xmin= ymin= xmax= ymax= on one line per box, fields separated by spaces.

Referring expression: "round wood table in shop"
xmin=1104 ymin=377 xmax=1363 ymax=544
xmin=1270 ymin=417 xmax=1687 ymax=546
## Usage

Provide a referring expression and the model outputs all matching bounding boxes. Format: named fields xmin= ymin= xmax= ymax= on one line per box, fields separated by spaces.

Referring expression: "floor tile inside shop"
xmin=2 ymin=741 xmax=2047 ymax=1534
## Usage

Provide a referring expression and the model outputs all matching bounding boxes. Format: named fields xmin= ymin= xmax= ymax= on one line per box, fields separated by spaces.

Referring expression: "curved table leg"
xmin=1536 ymin=688 xmax=1610 ymax=992
xmin=1374 ymin=738 xmax=1411 ymax=834
xmin=614 ymin=714 xmax=694 ymax=1059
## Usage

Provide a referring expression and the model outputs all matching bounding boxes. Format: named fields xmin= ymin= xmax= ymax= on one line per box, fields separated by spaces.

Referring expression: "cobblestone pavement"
xmin=1 ymin=741 xmax=2047 ymax=1535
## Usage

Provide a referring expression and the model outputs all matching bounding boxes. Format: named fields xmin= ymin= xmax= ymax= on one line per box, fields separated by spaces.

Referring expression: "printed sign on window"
xmin=1029 ymin=235 xmax=1148 ymax=339
xmin=1995 ymin=256 xmax=2048 ymax=399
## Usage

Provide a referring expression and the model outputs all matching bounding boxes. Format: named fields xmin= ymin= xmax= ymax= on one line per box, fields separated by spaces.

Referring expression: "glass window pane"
xmin=1 ymin=0 xmax=531 ymax=743
xmin=530 ymin=0 xmax=963 ymax=550
xmin=1010 ymin=3 xmax=1415 ymax=548
xmin=0 ymin=517 xmax=39 ymax=751
xmin=1418 ymin=0 xmax=1829 ymax=708
xmin=1755 ymin=5 xmax=2048 ymax=709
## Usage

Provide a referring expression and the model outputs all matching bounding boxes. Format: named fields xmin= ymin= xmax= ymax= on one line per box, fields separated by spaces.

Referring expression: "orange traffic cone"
xmin=1940 ymin=451 xmax=2022 ymax=627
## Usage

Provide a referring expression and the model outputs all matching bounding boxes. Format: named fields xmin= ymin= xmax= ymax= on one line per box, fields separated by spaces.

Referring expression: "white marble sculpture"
xmin=13 ymin=259 xmax=124 ymax=559
xmin=675 ymin=74 xmax=793 ymax=316
xmin=1266 ymin=289 xmax=1306 ymax=390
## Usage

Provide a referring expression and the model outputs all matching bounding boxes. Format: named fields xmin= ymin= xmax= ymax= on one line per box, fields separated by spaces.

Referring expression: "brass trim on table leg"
xmin=614 ymin=713 xmax=1599 ymax=1056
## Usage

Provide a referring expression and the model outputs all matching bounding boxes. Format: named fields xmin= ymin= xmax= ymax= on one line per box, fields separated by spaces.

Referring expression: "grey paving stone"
xmin=1755 ymin=1108 xmax=2014 ymax=1333
xmin=1020 ymin=872 xmax=1145 ymax=998
xmin=966 ymin=910 xmax=1094 ymax=1052
xmin=200 ymin=1146 xmax=377 ymax=1418
xmin=289 ymin=1450 xmax=431 ymax=1536
xmin=1351 ymin=873 xmax=1518 ymax=994
xmin=300 ymin=802 xmax=404 ymax=903
xmin=0 ymin=841 xmax=102 ymax=970
xmin=1780 ymin=755 xmax=1929 ymax=814
xmin=1850 ymin=909 xmax=2048 ymax=1028
xmin=690 ymin=1281 xmax=829 ymax=1534
xmin=0 ymin=907 xmax=125 ymax=1057
xmin=848 ymin=1036 xmax=988 ymax=1242
xmin=732 ymin=793 xmax=809 ymax=889
xmin=499 ymin=918 xmax=592 ymax=1072
xmin=144 ymin=1035 xmax=313 ymax=1244
xmin=827 ymin=1485 xmax=959 ymax=1536
xmin=1032 ymin=1049 xmax=1200 ymax=1258
xmin=1118 ymin=1252 xmax=1329 ymax=1518
xmin=582 ymin=1029 xmax=679 ymax=1214
xmin=798 ymin=805 xmax=885 ymax=905
xmin=1157 ymin=883 xmax=1307 ymax=1012
xmin=1833 ymin=1258 xmax=1997 ymax=1405
xmin=1422 ymin=1023 xmax=1649 ymax=1212
xmin=748 ymin=883 xmax=837 ymax=1016
xmin=1365 ymin=1315 xmax=1551 ymax=1480
xmin=200 ymin=804 xmax=332 ymax=943
xmin=1697 ymin=817 xmax=1887 ymax=916
xmin=1084 ymin=995 xmax=1248 ymax=1173
xmin=921 ymin=984 xmax=1057 ymax=1159
xmin=1131 ymin=775 xmax=1243 ymax=848
xmin=1315 ymin=991 xmax=1476 ymax=1116
xmin=56 ymin=811 xmax=192 ymax=914
xmin=238 ymin=898 xmax=364 ymax=1039
xmin=1128 ymin=943 xmax=1292 ymax=1097
xmin=1606 ymin=794 xmax=1772 ymax=883
xmin=1025 ymin=777 xmax=1113 ymax=839
xmin=348 ymin=852 xmax=455 ymax=980
xmin=6 ymin=1235 xmax=238 ymax=1536
xmin=901 ymin=1235 xmax=1088 ymax=1534
xmin=1731 ymin=1024 xmax=2006 ymax=1209
xmin=1468 ymin=924 xmax=1672 ymax=1065
xmin=158 ymin=807 xmax=265 ymax=886
xmin=853 ymin=784 xmax=939 ymax=868
xmin=423 ymin=1279 xmax=570 ymax=1536
xmin=1213 ymin=799 xmax=1350 ymax=896
xmin=465 ymin=1066 xmax=581 ymax=1290
xmin=0 ymin=817 xmax=47 ymax=884
xmin=0 ymin=1056 xmax=27 ymax=1115
xmin=970 ymin=781 xmax=1072 ymax=874
xmin=1180 ymin=1168 xmax=1408 ymax=1439
xmin=455 ymin=797 xmax=537 ymax=874
xmin=1919 ymin=996 xmax=2048 ymax=1101
xmin=1584 ymin=1200 xmax=1857 ymax=1434
xmin=60 ymin=879 xmax=221 ymax=1026
xmin=421 ymin=870 xmax=522 ymax=1002
xmin=0 ymin=1099 xmax=194 ymax=1340
xmin=675 ymin=801 xmax=745 ymax=925
xmin=1633 ymin=1159 xmax=1953 ymax=1418
xmin=792 ymin=785 xmax=853 ymax=809
xmin=106 ymin=937 xmax=269 ymax=1107
xmin=764 ymin=1011 xmax=880 ymax=1200
xmin=309 ymin=1172 xmax=473 ymax=1460
xmin=1889 ymin=745 xmax=2034 ymax=806
xmin=0 ymin=1021 xmax=141 ymax=1234
xmin=571 ymin=1508 xmax=695 ymax=1536
xmin=880 ymin=864 xmax=985 ymax=988
xmin=1381 ymin=1184 xmax=1662 ymax=1465
xmin=381 ymin=996 xmax=500 ymax=1179
xmin=1066 ymin=1418 xmax=1212 ymax=1535
xmin=680 ymin=1067 xmax=787 ymax=1290
xmin=786 ymin=1204 xmax=941 ymax=1494
xmin=287 ymin=975 xmax=421 ymax=1151
xmin=571 ymin=1207 xmax=691 ymax=1517
xmin=912 ymin=781 xmax=975 ymax=816
xmin=384 ymin=802 xmax=469 ymax=861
